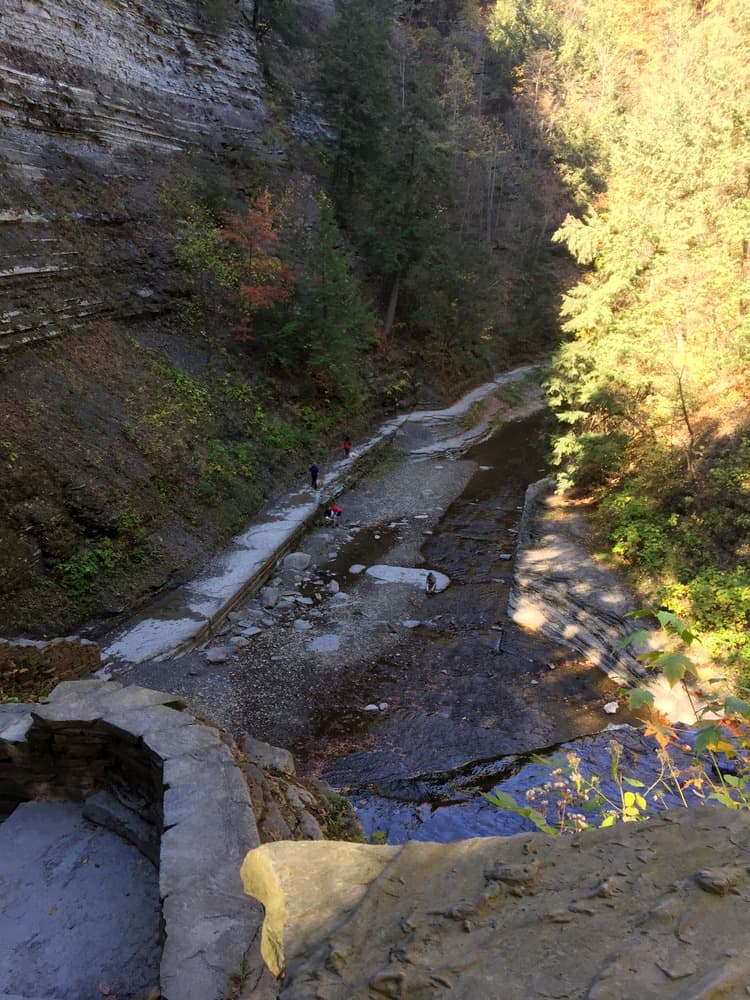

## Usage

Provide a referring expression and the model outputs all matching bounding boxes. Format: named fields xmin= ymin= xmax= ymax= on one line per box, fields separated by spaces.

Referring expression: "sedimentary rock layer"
xmin=0 ymin=0 xmax=268 ymax=350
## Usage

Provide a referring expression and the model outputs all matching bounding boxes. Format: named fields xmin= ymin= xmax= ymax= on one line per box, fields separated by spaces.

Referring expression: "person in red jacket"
xmin=343 ymin=436 xmax=351 ymax=459
xmin=325 ymin=504 xmax=343 ymax=527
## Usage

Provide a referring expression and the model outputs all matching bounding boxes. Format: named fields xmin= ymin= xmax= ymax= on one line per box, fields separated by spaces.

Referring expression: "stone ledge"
xmin=0 ymin=679 xmax=264 ymax=1000
xmin=509 ymin=479 xmax=648 ymax=684
xmin=243 ymin=809 xmax=750 ymax=998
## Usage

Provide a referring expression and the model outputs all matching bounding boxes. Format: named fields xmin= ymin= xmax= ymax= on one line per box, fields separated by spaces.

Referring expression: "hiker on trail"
xmin=309 ymin=464 xmax=319 ymax=489
xmin=325 ymin=503 xmax=342 ymax=527
xmin=343 ymin=436 xmax=352 ymax=459
xmin=425 ymin=571 xmax=437 ymax=595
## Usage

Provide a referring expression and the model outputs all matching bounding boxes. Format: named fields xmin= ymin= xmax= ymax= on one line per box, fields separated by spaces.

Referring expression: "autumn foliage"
xmin=224 ymin=190 xmax=294 ymax=341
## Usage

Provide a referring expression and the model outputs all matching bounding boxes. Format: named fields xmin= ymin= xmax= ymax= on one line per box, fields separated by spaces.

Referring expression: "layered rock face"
xmin=509 ymin=479 xmax=646 ymax=683
xmin=0 ymin=0 xmax=268 ymax=351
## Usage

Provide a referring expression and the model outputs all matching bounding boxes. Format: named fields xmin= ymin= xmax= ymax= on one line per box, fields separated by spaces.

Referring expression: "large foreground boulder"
xmin=242 ymin=807 xmax=750 ymax=998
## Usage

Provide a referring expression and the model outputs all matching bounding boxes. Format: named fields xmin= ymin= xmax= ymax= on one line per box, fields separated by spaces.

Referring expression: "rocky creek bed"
xmin=120 ymin=408 xmax=647 ymax=844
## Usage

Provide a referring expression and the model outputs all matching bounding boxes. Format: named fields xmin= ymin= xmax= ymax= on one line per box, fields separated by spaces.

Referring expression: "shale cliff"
xmin=0 ymin=0 xmax=269 ymax=351
xmin=0 ymin=0 xmax=333 ymax=638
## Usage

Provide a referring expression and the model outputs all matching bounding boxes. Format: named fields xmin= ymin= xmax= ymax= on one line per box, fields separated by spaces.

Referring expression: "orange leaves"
xmin=222 ymin=189 xmax=294 ymax=341
xmin=642 ymin=713 xmax=676 ymax=750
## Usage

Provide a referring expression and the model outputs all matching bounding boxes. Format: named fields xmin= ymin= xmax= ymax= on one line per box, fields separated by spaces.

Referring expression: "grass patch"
xmin=457 ymin=399 xmax=486 ymax=432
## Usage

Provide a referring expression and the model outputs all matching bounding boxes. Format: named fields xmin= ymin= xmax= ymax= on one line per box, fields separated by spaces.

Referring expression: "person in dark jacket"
xmin=309 ymin=464 xmax=319 ymax=489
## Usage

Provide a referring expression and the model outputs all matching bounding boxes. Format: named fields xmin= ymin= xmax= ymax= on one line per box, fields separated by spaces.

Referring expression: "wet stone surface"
xmin=0 ymin=801 xmax=160 ymax=1000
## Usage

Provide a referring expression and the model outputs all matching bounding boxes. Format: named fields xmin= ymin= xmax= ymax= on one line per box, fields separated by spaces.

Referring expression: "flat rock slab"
xmin=306 ymin=635 xmax=340 ymax=653
xmin=0 ymin=801 xmax=160 ymax=1000
xmin=243 ymin=807 xmax=750 ymax=999
xmin=365 ymin=565 xmax=450 ymax=591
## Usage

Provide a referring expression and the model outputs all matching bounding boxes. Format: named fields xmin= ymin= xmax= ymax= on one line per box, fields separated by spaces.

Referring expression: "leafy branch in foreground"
xmin=484 ymin=610 xmax=750 ymax=833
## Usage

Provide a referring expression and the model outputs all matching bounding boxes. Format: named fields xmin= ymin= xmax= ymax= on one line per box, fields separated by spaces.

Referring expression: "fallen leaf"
xmin=48 ymin=905 xmax=57 ymax=916
xmin=99 ymin=984 xmax=110 ymax=996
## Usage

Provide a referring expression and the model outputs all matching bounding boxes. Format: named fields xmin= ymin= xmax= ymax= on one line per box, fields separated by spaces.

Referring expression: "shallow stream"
xmin=294 ymin=414 xmax=647 ymax=842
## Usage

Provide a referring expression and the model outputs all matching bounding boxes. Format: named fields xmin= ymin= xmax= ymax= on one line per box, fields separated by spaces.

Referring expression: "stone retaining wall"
xmin=186 ymin=431 xmax=401 ymax=657
xmin=0 ymin=679 xmax=265 ymax=1000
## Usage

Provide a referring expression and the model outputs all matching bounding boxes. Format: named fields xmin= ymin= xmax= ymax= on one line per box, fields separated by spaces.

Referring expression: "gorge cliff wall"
xmin=0 ymin=0 xmax=269 ymax=351
xmin=0 ymin=0 xmax=338 ymax=637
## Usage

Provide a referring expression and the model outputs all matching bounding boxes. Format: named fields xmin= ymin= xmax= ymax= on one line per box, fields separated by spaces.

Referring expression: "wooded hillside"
xmin=489 ymin=0 xmax=749 ymax=671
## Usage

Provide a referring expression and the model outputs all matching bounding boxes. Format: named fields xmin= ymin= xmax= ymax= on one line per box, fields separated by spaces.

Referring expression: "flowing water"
xmin=294 ymin=414 xmax=648 ymax=842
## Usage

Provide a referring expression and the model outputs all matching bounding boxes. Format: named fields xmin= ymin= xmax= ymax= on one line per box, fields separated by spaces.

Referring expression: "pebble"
xmin=378 ymin=702 xmax=389 ymax=711
xmin=205 ymin=646 xmax=229 ymax=663
xmin=402 ymin=620 xmax=421 ymax=629
xmin=241 ymin=627 xmax=263 ymax=637
xmin=293 ymin=619 xmax=313 ymax=631
xmin=364 ymin=704 xmax=379 ymax=712
xmin=349 ymin=564 xmax=366 ymax=574
xmin=603 ymin=701 xmax=619 ymax=714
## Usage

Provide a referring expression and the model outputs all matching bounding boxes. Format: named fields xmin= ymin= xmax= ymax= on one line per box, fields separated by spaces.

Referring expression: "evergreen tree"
xmin=317 ymin=0 xmax=397 ymax=210
xmin=272 ymin=196 xmax=376 ymax=399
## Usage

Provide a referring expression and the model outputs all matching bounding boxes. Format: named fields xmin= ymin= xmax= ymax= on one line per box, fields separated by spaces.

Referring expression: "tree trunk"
xmin=382 ymin=276 xmax=401 ymax=340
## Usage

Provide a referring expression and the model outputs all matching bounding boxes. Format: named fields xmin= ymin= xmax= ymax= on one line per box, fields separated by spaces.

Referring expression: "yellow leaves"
xmin=622 ymin=790 xmax=647 ymax=820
